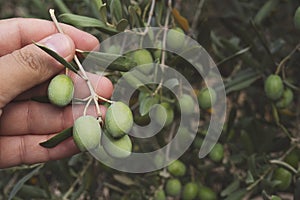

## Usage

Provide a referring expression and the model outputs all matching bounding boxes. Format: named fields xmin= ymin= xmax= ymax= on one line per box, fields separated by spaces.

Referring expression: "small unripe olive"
xmin=273 ymin=167 xmax=292 ymax=191
xmin=166 ymin=27 xmax=185 ymax=50
xmin=209 ymin=143 xmax=224 ymax=162
xmin=102 ymin=133 xmax=132 ymax=158
xmin=182 ymin=182 xmax=199 ymax=200
xmin=198 ymin=87 xmax=216 ymax=110
xmin=276 ymin=88 xmax=293 ymax=108
xmin=73 ymin=115 xmax=101 ymax=151
xmin=165 ymin=178 xmax=182 ymax=197
xmin=154 ymin=189 xmax=166 ymax=200
xmin=264 ymin=75 xmax=284 ymax=100
xmin=271 ymin=195 xmax=282 ymax=200
xmin=48 ymin=74 xmax=74 ymax=107
xmin=198 ymin=186 xmax=217 ymax=200
xmin=178 ymin=94 xmax=195 ymax=115
xmin=294 ymin=6 xmax=300 ymax=30
xmin=154 ymin=102 xmax=174 ymax=127
xmin=167 ymin=160 xmax=186 ymax=177
xmin=105 ymin=101 xmax=133 ymax=138
xmin=131 ymin=49 xmax=153 ymax=73
xmin=284 ymin=150 xmax=299 ymax=169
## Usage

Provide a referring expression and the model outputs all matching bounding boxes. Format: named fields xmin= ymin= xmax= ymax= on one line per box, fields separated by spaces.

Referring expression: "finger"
xmin=15 ymin=72 xmax=114 ymax=101
xmin=0 ymin=33 xmax=75 ymax=109
xmin=0 ymin=101 xmax=108 ymax=135
xmin=0 ymin=18 xmax=99 ymax=56
xmin=0 ymin=134 xmax=79 ymax=169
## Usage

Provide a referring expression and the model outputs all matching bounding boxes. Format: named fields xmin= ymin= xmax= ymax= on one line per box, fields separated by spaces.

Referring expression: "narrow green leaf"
xmin=93 ymin=0 xmax=104 ymax=10
xmin=221 ymin=180 xmax=240 ymax=197
xmin=224 ymin=189 xmax=247 ymax=200
xmin=113 ymin=174 xmax=135 ymax=186
xmin=99 ymin=4 xmax=108 ymax=23
xmin=254 ymin=0 xmax=280 ymax=25
xmin=34 ymin=43 xmax=78 ymax=74
xmin=139 ymin=96 xmax=159 ymax=116
xmin=18 ymin=185 xmax=48 ymax=199
xmin=54 ymin=0 xmax=72 ymax=14
xmin=8 ymin=165 xmax=44 ymax=200
xmin=39 ymin=127 xmax=73 ymax=148
xmin=78 ymin=51 xmax=136 ymax=71
xmin=245 ymin=170 xmax=255 ymax=184
xmin=164 ymin=78 xmax=180 ymax=90
xmin=110 ymin=0 xmax=123 ymax=23
xmin=128 ymin=5 xmax=144 ymax=28
xmin=59 ymin=13 xmax=118 ymax=34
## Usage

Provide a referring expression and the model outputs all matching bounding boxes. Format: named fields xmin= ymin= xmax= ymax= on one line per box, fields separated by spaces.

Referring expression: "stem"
xmin=49 ymin=9 xmax=103 ymax=119
xmin=275 ymin=43 xmax=300 ymax=75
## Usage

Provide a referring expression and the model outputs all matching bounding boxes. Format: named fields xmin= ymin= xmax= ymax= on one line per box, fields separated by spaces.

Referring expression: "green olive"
xmin=182 ymin=182 xmax=199 ymax=200
xmin=276 ymin=88 xmax=294 ymax=109
xmin=131 ymin=49 xmax=153 ymax=73
xmin=48 ymin=74 xmax=74 ymax=107
xmin=102 ymin=132 xmax=132 ymax=158
xmin=154 ymin=102 xmax=174 ymax=127
xmin=73 ymin=115 xmax=101 ymax=151
xmin=165 ymin=178 xmax=182 ymax=197
xmin=284 ymin=150 xmax=299 ymax=169
xmin=167 ymin=160 xmax=186 ymax=177
xmin=166 ymin=27 xmax=185 ymax=50
xmin=209 ymin=143 xmax=224 ymax=162
xmin=178 ymin=94 xmax=195 ymax=115
xmin=273 ymin=167 xmax=292 ymax=191
xmin=271 ymin=195 xmax=282 ymax=200
xmin=154 ymin=189 xmax=166 ymax=200
xmin=294 ymin=6 xmax=300 ymax=30
xmin=198 ymin=87 xmax=216 ymax=110
xmin=105 ymin=101 xmax=133 ymax=138
xmin=264 ymin=75 xmax=284 ymax=100
xmin=198 ymin=186 xmax=217 ymax=200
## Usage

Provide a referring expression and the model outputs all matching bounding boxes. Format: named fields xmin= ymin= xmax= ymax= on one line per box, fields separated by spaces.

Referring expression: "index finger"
xmin=0 ymin=18 xmax=99 ymax=56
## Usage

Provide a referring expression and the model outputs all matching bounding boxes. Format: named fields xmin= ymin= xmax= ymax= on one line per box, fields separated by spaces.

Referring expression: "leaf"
xmin=113 ymin=174 xmax=135 ymax=186
xmin=8 ymin=165 xmax=44 ymax=200
xmin=17 ymin=185 xmax=48 ymax=199
xmin=225 ymin=69 xmax=261 ymax=94
xmin=172 ymin=8 xmax=190 ymax=32
xmin=39 ymin=127 xmax=73 ymax=148
xmin=245 ymin=170 xmax=255 ymax=184
xmin=116 ymin=19 xmax=129 ymax=32
xmin=254 ymin=0 xmax=280 ymax=25
xmin=164 ymin=78 xmax=180 ymax=90
xmin=221 ymin=180 xmax=240 ymax=197
xmin=224 ymin=189 xmax=247 ymax=200
xmin=128 ymin=5 xmax=144 ymax=28
xmin=110 ymin=0 xmax=123 ymax=23
xmin=78 ymin=51 xmax=136 ymax=72
xmin=99 ymin=4 xmax=108 ymax=23
xmin=34 ymin=43 xmax=79 ymax=74
xmin=139 ymin=96 xmax=159 ymax=116
xmin=93 ymin=0 xmax=104 ymax=10
xmin=59 ymin=13 xmax=118 ymax=35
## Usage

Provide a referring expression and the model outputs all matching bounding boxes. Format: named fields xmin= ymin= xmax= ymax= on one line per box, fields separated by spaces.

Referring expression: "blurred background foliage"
xmin=0 ymin=0 xmax=300 ymax=199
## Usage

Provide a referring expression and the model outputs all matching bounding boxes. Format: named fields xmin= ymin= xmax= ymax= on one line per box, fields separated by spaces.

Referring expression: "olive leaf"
xmin=34 ymin=43 xmax=79 ymax=74
xmin=59 ymin=13 xmax=118 ymax=35
xmin=110 ymin=0 xmax=123 ymax=23
xmin=39 ymin=127 xmax=73 ymax=148
xmin=116 ymin=19 xmax=129 ymax=32
xmin=78 ymin=51 xmax=136 ymax=72
xmin=254 ymin=0 xmax=280 ymax=25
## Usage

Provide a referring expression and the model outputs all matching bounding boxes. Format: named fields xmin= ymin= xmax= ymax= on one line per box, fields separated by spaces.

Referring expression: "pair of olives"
xmin=73 ymin=102 xmax=134 ymax=158
xmin=264 ymin=75 xmax=294 ymax=108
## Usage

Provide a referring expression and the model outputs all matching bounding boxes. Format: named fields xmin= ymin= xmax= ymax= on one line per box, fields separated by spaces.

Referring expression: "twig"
xmin=190 ymin=0 xmax=206 ymax=36
xmin=275 ymin=43 xmax=300 ymax=75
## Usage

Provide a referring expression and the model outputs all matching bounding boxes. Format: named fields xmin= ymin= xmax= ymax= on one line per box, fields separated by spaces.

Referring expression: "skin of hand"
xmin=0 ymin=18 xmax=113 ymax=168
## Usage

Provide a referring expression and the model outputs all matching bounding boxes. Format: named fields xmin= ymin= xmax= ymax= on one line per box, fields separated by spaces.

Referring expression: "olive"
xmin=48 ymin=74 xmax=74 ymax=107
xmin=273 ymin=167 xmax=292 ymax=191
xmin=165 ymin=178 xmax=182 ymax=197
xmin=105 ymin=101 xmax=133 ymax=138
xmin=182 ymin=182 xmax=199 ymax=200
xmin=102 ymin=132 xmax=132 ymax=158
xmin=166 ymin=27 xmax=185 ymax=51
xmin=284 ymin=150 xmax=299 ymax=169
xmin=167 ymin=160 xmax=186 ymax=177
xmin=198 ymin=186 xmax=217 ymax=200
xmin=154 ymin=102 xmax=174 ymax=127
xmin=294 ymin=6 xmax=300 ymax=30
xmin=198 ymin=87 xmax=216 ymax=110
xmin=131 ymin=49 xmax=153 ymax=73
xmin=73 ymin=115 xmax=101 ymax=151
xmin=271 ymin=195 xmax=282 ymax=200
xmin=209 ymin=143 xmax=224 ymax=162
xmin=276 ymin=88 xmax=293 ymax=109
xmin=153 ymin=189 xmax=166 ymax=200
xmin=177 ymin=94 xmax=195 ymax=115
xmin=264 ymin=75 xmax=284 ymax=100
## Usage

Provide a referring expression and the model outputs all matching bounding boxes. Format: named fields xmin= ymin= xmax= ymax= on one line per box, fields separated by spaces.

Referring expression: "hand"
xmin=0 ymin=18 xmax=113 ymax=168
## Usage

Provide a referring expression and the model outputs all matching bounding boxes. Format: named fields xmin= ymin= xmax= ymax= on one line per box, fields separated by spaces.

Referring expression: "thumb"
xmin=0 ymin=33 xmax=75 ymax=109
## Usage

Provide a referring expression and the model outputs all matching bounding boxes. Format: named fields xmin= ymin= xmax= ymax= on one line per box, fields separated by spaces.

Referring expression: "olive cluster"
xmin=264 ymin=74 xmax=294 ymax=109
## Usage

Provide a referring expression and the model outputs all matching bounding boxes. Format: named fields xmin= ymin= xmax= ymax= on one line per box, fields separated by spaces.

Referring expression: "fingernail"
xmin=40 ymin=33 xmax=74 ymax=58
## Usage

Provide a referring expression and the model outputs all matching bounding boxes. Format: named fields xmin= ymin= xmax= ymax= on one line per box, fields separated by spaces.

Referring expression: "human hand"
xmin=0 ymin=18 xmax=113 ymax=168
